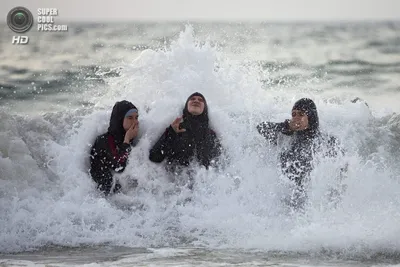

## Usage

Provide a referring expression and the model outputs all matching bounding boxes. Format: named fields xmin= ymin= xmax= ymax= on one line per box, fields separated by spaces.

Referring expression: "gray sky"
xmin=2 ymin=0 xmax=400 ymax=21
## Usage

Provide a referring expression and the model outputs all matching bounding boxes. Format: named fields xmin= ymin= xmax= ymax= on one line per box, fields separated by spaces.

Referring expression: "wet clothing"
xmin=89 ymin=100 xmax=137 ymax=195
xmin=149 ymin=125 xmax=221 ymax=170
xmin=257 ymin=98 xmax=343 ymax=188
xmin=89 ymin=134 xmax=132 ymax=194
xmin=149 ymin=92 xmax=222 ymax=175
xmin=257 ymin=119 xmax=341 ymax=187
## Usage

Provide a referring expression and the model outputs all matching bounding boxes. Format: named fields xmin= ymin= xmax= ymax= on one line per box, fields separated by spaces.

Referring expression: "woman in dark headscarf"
xmin=257 ymin=98 xmax=344 ymax=208
xmin=89 ymin=100 xmax=139 ymax=195
xmin=149 ymin=92 xmax=222 ymax=187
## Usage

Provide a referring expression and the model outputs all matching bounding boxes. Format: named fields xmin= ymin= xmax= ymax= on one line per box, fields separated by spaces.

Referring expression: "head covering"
xmin=108 ymin=100 xmax=137 ymax=143
xmin=182 ymin=92 xmax=209 ymax=124
xmin=178 ymin=92 xmax=210 ymax=142
xmin=125 ymin=108 xmax=138 ymax=117
xmin=292 ymin=98 xmax=319 ymax=133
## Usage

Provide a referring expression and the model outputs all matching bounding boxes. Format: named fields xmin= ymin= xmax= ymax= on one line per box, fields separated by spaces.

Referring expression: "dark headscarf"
xmin=181 ymin=92 xmax=209 ymax=140
xmin=182 ymin=92 xmax=208 ymax=122
xmin=108 ymin=100 xmax=137 ymax=144
xmin=292 ymin=98 xmax=320 ymax=138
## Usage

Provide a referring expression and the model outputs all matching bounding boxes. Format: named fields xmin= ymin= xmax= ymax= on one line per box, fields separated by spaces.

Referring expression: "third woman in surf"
xmin=149 ymin=92 xmax=222 ymax=188
xmin=256 ymin=98 xmax=345 ymax=209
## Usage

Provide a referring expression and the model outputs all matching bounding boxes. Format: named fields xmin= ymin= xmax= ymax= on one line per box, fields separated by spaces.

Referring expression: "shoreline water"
xmin=1 ymin=22 xmax=400 ymax=265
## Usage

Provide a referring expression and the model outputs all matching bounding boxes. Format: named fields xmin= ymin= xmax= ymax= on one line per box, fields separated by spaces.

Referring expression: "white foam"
xmin=1 ymin=25 xmax=400 ymax=255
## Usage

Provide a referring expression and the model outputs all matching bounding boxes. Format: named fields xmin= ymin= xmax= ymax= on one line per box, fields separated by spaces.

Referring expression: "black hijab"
xmin=182 ymin=92 xmax=209 ymax=139
xmin=291 ymin=98 xmax=320 ymax=139
xmin=107 ymin=100 xmax=138 ymax=144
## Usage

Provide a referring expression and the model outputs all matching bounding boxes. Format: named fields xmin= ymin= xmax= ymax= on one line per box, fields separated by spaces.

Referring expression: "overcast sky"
xmin=2 ymin=0 xmax=400 ymax=21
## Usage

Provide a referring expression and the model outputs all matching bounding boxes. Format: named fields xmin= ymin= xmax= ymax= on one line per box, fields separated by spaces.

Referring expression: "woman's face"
xmin=291 ymin=109 xmax=309 ymax=131
xmin=123 ymin=111 xmax=138 ymax=131
xmin=187 ymin=95 xmax=205 ymax=115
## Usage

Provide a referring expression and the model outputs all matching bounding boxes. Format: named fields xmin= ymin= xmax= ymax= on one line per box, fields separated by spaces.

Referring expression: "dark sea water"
xmin=1 ymin=21 xmax=400 ymax=266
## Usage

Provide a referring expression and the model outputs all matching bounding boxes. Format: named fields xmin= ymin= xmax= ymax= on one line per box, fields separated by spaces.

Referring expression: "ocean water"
xmin=1 ymin=21 xmax=400 ymax=266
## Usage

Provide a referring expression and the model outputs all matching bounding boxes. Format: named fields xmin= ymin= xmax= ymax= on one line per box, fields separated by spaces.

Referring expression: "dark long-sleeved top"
xmin=257 ymin=120 xmax=343 ymax=187
xmin=149 ymin=125 xmax=222 ymax=171
xmin=89 ymin=133 xmax=132 ymax=194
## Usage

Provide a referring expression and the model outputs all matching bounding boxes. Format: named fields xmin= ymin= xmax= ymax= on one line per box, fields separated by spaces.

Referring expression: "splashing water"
xmin=1 ymin=25 xmax=400 ymax=258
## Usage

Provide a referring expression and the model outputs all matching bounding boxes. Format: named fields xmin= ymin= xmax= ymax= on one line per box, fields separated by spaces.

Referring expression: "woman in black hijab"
xmin=89 ymin=100 xmax=139 ymax=195
xmin=257 ymin=98 xmax=344 ymax=208
xmin=149 ymin=92 xmax=222 ymax=187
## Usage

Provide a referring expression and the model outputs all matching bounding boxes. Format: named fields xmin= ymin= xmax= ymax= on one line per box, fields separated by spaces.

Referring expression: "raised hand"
xmin=288 ymin=119 xmax=300 ymax=131
xmin=124 ymin=121 xmax=139 ymax=143
xmin=171 ymin=116 xmax=186 ymax=133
